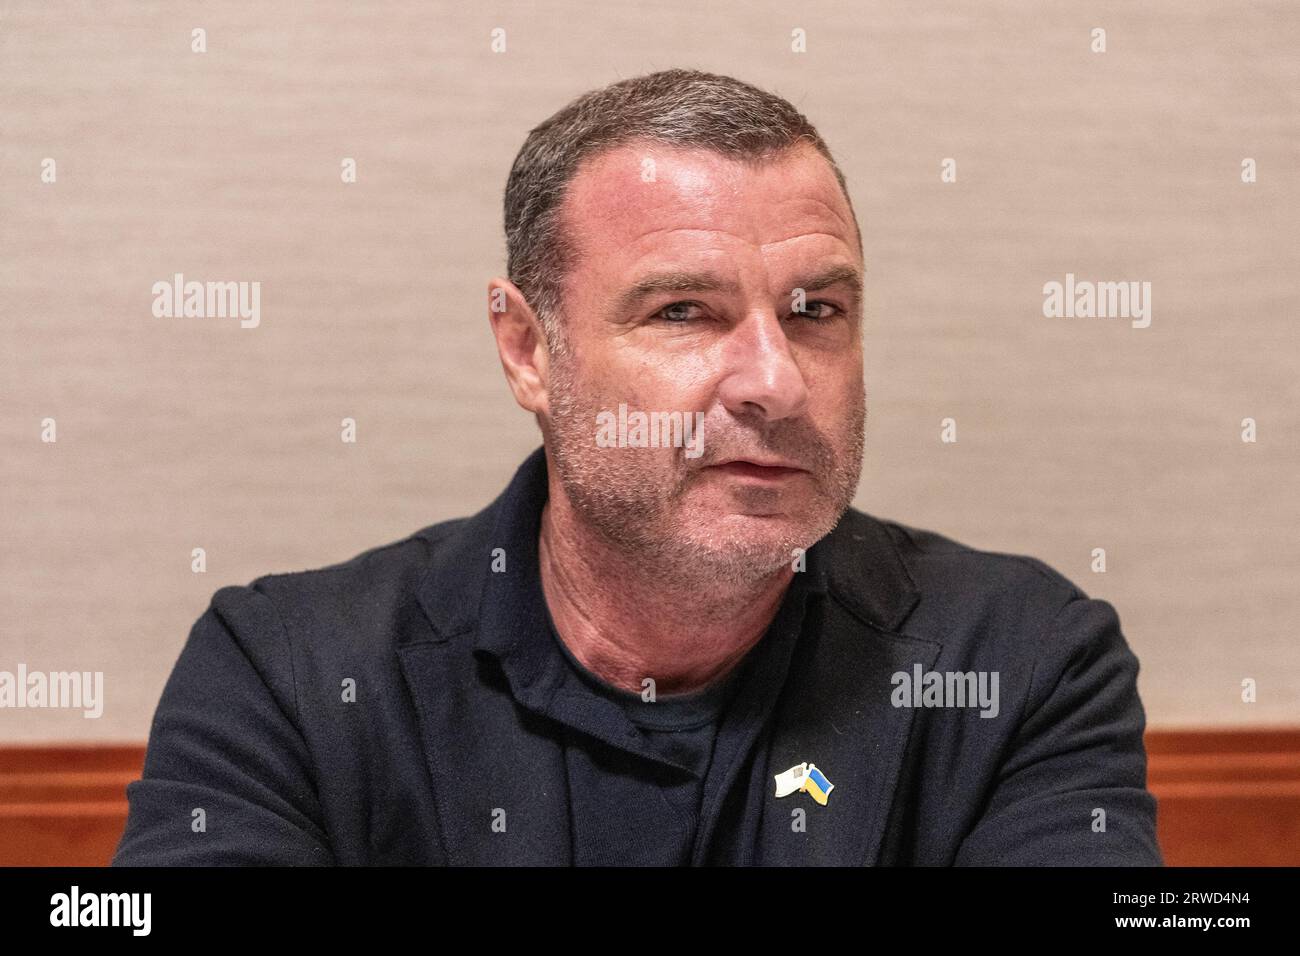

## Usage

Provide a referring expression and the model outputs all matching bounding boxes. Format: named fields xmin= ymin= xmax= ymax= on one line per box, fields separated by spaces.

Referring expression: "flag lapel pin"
xmin=773 ymin=762 xmax=808 ymax=798
xmin=803 ymin=763 xmax=834 ymax=806
xmin=773 ymin=761 xmax=834 ymax=806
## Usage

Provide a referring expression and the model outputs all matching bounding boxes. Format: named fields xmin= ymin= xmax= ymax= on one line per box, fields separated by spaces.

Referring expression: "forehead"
xmin=557 ymin=140 xmax=859 ymax=277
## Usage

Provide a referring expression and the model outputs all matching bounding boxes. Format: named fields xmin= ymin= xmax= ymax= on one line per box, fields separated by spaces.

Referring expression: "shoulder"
xmin=246 ymin=517 xmax=462 ymax=605
xmin=881 ymin=514 xmax=1084 ymax=605
xmin=203 ymin=514 xmax=476 ymax=659
xmin=834 ymin=508 xmax=1104 ymax=655
xmin=837 ymin=510 xmax=1142 ymax=718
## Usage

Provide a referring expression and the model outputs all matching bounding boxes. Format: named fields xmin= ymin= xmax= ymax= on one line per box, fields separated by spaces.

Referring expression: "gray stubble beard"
xmin=542 ymin=350 xmax=866 ymax=589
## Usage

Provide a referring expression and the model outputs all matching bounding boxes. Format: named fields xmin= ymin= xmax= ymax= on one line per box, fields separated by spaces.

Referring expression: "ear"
xmin=487 ymin=277 xmax=551 ymax=415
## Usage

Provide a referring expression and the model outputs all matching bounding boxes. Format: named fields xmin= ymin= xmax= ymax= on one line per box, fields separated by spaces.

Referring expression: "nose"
xmin=716 ymin=309 xmax=810 ymax=422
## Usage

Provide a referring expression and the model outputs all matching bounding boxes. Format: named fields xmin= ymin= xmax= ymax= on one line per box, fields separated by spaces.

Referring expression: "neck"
xmin=537 ymin=483 xmax=795 ymax=696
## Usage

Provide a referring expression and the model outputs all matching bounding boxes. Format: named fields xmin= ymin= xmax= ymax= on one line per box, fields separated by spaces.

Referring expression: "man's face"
xmin=541 ymin=139 xmax=866 ymax=583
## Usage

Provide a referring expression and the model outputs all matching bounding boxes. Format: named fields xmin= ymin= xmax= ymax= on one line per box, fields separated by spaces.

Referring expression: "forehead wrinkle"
xmin=760 ymin=230 xmax=855 ymax=252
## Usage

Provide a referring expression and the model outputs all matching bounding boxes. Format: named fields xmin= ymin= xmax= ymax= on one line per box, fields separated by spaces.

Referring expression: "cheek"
xmin=611 ymin=350 xmax=720 ymax=410
xmin=808 ymin=365 xmax=864 ymax=424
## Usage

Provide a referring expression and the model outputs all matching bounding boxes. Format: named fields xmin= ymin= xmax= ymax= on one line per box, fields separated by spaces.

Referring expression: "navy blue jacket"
xmin=112 ymin=446 xmax=1162 ymax=866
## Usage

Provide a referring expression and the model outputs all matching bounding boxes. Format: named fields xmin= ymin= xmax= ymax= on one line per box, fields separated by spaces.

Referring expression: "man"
xmin=113 ymin=69 xmax=1161 ymax=866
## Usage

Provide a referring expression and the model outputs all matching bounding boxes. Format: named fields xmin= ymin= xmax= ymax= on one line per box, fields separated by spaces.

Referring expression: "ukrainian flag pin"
xmin=773 ymin=761 xmax=834 ymax=806
xmin=803 ymin=763 xmax=834 ymax=806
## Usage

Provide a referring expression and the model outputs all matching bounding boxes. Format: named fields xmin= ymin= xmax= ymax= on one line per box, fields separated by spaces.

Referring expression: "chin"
xmin=675 ymin=513 xmax=822 ymax=575
xmin=683 ymin=547 xmax=795 ymax=583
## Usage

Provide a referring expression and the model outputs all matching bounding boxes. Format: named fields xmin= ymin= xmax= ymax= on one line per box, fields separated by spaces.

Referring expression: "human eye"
xmin=652 ymin=301 xmax=708 ymax=323
xmin=790 ymin=300 xmax=844 ymax=321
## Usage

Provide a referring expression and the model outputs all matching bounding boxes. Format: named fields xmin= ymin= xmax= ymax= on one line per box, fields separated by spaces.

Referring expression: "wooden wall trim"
xmin=0 ymin=745 xmax=146 ymax=867
xmin=2 ymin=729 xmax=1298 ymax=865
xmin=1146 ymin=726 xmax=1300 ymax=866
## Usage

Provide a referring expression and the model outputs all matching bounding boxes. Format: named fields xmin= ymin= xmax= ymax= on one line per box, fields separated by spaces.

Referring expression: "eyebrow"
xmin=612 ymin=263 xmax=863 ymax=318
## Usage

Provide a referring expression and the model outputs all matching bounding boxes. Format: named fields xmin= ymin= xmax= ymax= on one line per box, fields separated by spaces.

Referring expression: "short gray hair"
xmin=503 ymin=68 xmax=860 ymax=353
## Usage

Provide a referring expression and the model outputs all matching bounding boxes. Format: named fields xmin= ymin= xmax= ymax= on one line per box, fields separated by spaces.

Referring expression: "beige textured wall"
xmin=2 ymin=1 xmax=1297 ymax=741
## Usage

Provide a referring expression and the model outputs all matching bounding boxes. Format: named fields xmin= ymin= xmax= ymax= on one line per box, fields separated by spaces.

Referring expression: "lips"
xmin=707 ymin=458 xmax=807 ymax=479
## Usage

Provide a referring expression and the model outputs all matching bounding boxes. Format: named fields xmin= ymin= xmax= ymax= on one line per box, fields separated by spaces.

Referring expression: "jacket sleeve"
xmin=111 ymin=584 xmax=335 ymax=865
xmin=954 ymin=592 xmax=1163 ymax=866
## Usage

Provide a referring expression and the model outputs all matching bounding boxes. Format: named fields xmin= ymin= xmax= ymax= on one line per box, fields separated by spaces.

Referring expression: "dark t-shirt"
xmin=547 ymin=620 xmax=746 ymax=865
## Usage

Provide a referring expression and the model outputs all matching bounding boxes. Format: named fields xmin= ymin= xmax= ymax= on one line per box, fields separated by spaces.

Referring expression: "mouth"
xmin=706 ymin=458 xmax=808 ymax=481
